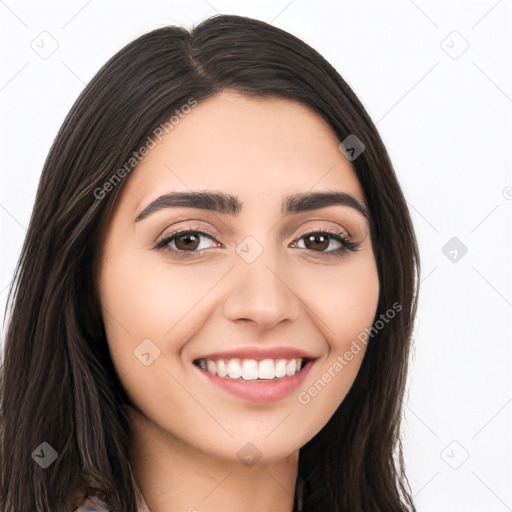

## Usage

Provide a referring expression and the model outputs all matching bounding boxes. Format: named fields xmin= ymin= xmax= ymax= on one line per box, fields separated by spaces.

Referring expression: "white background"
xmin=1 ymin=1 xmax=511 ymax=510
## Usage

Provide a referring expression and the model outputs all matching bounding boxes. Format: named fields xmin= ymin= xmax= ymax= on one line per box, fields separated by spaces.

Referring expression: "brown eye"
xmin=154 ymin=229 xmax=220 ymax=260
xmin=303 ymin=233 xmax=330 ymax=252
xmin=292 ymin=230 xmax=358 ymax=259
xmin=174 ymin=232 xmax=201 ymax=251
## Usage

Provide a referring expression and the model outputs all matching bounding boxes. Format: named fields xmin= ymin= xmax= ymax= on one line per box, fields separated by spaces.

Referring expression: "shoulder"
xmin=73 ymin=495 xmax=110 ymax=511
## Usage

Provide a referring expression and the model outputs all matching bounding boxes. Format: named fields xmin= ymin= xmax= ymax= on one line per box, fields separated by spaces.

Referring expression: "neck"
xmin=128 ymin=408 xmax=299 ymax=512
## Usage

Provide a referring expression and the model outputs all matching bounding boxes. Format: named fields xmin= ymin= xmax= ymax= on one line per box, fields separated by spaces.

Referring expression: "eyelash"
xmin=153 ymin=227 xmax=359 ymax=260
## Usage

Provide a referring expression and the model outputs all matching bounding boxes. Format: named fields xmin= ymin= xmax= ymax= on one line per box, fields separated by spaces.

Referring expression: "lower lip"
xmin=195 ymin=361 xmax=315 ymax=403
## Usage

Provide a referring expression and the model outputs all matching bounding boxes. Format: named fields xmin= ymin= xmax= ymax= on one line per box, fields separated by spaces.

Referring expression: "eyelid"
xmin=156 ymin=221 xmax=220 ymax=241
xmin=154 ymin=226 xmax=221 ymax=248
xmin=294 ymin=225 xmax=351 ymax=241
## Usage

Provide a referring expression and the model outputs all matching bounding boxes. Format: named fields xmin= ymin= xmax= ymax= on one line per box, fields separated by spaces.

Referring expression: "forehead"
xmin=119 ymin=90 xmax=365 ymax=213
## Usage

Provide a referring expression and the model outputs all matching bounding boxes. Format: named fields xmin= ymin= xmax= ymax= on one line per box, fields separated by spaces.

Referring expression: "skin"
xmin=97 ymin=90 xmax=380 ymax=512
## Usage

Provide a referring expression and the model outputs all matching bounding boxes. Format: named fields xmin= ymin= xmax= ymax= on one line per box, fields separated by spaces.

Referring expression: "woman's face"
xmin=97 ymin=90 xmax=379 ymax=465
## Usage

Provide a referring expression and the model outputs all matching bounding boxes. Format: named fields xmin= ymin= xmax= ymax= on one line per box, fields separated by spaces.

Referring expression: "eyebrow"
xmin=134 ymin=190 xmax=368 ymax=222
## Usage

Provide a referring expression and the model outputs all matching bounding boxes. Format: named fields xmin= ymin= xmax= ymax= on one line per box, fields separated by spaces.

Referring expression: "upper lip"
xmin=194 ymin=346 xmax=319 ymax=362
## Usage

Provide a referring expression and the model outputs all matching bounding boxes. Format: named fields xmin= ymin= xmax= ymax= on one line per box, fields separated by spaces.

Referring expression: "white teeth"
xmin=259 ymin=359 xmax=275 ymax=379
xmin=217 ymin=359 xmax=227 ymax=377
xmin=241 ymin=359 xmax=259 ymax=380
xmin=285 ymin=359 xmax=296 ymax=376
xmin=197 ymin=357 xmax=305 ymax=380
xmin=206 ymin=360 xmax=216 ymax=375
xmin=275 ymin=359 xmax=286 ymax=378
xmin=227 ymin=358 xmax=242 ymax=379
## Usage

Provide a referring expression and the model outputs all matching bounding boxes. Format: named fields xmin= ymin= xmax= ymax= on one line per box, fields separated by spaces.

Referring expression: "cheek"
xmin=331 ymin=262 xmax=380 ymax=340
xmin=97 ymin=249 xmax=214 ymax=424
xmin=291 ymin=253 xmax=379 ymax=436
xmin=98 ymin=248 xmax=224 ymax=370
xmin=98 ymin=252 xmax=165 ymax=343
xmin=299 ymin=251 xmax=380 ymax=344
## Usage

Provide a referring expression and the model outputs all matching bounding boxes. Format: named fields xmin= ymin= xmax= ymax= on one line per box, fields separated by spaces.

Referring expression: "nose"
xmin=222 ymin=249 xmax=302 ymax=330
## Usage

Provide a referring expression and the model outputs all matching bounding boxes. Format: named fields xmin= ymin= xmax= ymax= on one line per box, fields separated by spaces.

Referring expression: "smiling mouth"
xmin=193 ymin=357 xmax=310 ymax=381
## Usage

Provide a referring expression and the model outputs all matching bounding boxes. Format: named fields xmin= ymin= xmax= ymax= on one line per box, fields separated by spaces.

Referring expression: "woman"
xmin=0 ymin=14 xmax=419 ymax=512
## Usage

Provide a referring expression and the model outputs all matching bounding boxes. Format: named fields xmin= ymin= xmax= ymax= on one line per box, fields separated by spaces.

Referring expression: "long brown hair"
xmin=1 ymin=14 xmax=419 ymax=511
